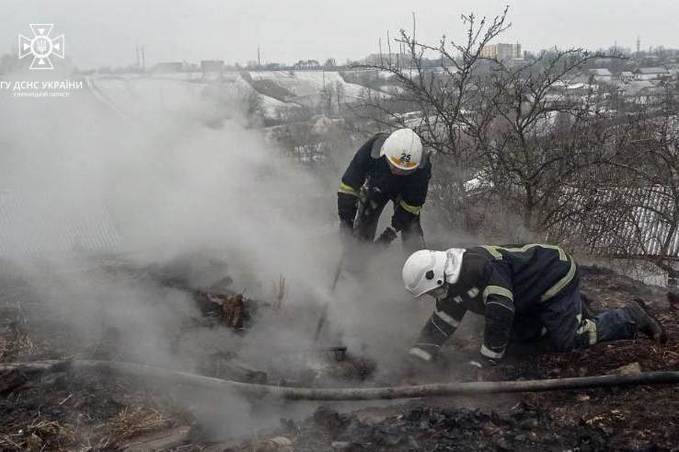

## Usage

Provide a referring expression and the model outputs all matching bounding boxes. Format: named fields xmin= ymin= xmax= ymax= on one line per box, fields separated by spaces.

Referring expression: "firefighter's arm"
xmin=392 ymin=165 xmax=431 ymax=232
xmin=480 ymin=263 xmax=515 ymax=361
xmin=409 ymin=298 xmax=467 ymax=364
xmin=337 ymin=139 xmax=373 ymax=229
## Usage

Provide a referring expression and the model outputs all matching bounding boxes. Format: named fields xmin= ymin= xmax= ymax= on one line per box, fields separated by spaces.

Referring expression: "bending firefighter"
xmin=402 ymin=244 xmax=667 ymax=365
xmin=338 ymin=128 xmax=431 ymax=250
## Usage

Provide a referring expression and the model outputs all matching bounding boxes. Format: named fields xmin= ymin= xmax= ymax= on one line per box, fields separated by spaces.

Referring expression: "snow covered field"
xmin=84 ymin=70 xmax=384 ymax=125
xmin=248 ymin=70 xmax=366 ymax=101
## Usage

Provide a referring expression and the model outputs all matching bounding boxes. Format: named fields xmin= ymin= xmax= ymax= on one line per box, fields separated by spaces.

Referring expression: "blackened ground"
xmin=286 ymin=403 xmax=609 ymax=452
xmin=525 ymin=265 xmax=679 ymax=451
xmin=1 ymin=263 xmax=678 ymax=450
xmin=234 ymin=265 xmax=679 ymax=451
xmin=0 ymin=368 xmax=185 ymax=450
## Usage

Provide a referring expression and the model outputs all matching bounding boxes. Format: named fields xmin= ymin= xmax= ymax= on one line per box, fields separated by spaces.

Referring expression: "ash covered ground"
xmin=1 ymin=262 xmax=678 ymax=451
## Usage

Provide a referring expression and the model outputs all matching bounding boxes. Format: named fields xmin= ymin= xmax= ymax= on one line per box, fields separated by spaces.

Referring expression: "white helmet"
xmin=402 ymin=250 xmax=447 ymax=297
xmin=380 ymin=128 xmax=423 ymax=172
xmin=402 ymin=248 xmax=466 ymax=297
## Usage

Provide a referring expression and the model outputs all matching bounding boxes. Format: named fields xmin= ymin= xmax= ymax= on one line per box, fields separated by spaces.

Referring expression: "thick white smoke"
xmin=0 ymin=71 xmax=431 ymax=437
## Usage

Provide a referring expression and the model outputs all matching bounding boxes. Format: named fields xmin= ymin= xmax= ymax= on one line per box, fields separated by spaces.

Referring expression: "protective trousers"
xmin=512 ymin=283 xmax=637 ymax=352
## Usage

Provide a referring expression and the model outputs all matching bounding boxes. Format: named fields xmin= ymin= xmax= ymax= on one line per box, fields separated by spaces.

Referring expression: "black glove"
xmin=365 ymin=186 xmax=385 ymax=203
xmin=392 ymin=205 xmax=418 ymax=232
xmin=374 ymin=227 xmax=398 ymax=246
xmin=337 ymin=192 xmax=358 ymax=230
xmin=357 ymin=187 xmax=385 ymax=222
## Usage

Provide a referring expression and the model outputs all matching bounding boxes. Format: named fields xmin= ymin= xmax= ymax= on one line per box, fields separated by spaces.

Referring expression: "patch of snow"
xmin=248 ymin=71 xmax=367 ymax=102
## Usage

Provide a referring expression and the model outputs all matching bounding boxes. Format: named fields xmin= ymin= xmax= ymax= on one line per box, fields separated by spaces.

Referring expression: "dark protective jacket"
xmin=409 ymin=244 xmax=577 ymax=363
xmin=337 ymin=133 xmax=432 ymax=232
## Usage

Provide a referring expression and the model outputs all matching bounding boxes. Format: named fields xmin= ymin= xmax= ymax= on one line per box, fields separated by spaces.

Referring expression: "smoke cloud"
xmin=0 ymin=70 xmax=431 ymax=438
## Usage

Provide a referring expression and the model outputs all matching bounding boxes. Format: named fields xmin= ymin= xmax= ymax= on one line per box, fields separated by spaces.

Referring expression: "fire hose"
xmin=6 ymin=359 xmax=679 ymax=401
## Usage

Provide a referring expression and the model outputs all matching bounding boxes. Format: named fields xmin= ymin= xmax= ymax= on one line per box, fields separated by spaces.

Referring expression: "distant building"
xmin=480 ymin=43 xmax=522 ymax=61
xmin=151 ymin=62 xmax=184 ymax=73
xmin=362 ymin=53 xmax=414 ymax=67
xmin=619 ymin=71 xmax=635 ymax=83
xmin=200 ymin=60 xmax=224 ymax=74
xmin=565 ymin=82 xmax=595 ymax=96
xmin=622 ymin=80 xmax=662 ymax=103
xmin=291 ymin=59 xmax=321 ymax=70
xmin=634 ymin=67 xmax=671 ymax=81
xmin=589 ymin=68 xmax=613 ymax=83
xmin=624 ymin=80 xmax=654 ymax=95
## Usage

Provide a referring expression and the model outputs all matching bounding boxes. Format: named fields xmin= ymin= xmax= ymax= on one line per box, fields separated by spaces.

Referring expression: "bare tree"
xmin=335 ymin=80 xmax=345 ymax=113
xmin=471 ymin=49 xmax=615 ymax=232
xmin=350 ymin=9 xmax=511 ymax=229
xmin=359 ymin=9 xmax=510 ymax=156
xmin=539 ymin=79 xmax=679 ymax=284
xmin=320 ymin=83 xmax=335 ymax=115
xmin=599 ymin=86 xmax=679 ymax=277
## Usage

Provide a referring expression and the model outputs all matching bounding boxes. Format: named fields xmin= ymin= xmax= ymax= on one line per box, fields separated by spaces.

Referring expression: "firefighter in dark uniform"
xmin=337 ymin=128 xmax=431 ymax=251
xmin=401 ymin=245 xmax=667 ymax=365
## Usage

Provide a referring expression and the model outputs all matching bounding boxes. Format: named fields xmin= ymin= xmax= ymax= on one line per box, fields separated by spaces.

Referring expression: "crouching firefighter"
xmin=337 ymin=128 xmax=431 ymax=252
xmin=401 ymin=244 xmax=667 ymax=366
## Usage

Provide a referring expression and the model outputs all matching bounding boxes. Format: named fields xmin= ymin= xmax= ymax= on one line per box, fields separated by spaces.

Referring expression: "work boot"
xmin=627 ymin=298 xmax=668 ymax=343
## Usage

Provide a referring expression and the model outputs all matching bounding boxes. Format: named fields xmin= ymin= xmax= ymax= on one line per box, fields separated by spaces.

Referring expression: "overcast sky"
xmin=1 ymin=0 xmax=677 ymax=69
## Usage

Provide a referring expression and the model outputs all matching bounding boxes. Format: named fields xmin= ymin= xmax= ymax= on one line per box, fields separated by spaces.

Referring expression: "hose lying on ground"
xmin=4 ymin=359 xmax=679 ymax=401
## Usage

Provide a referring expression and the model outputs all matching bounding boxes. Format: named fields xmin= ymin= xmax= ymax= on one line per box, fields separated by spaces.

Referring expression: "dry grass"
xmin=0 ymin=336 xmax=8 ymax=361
xmin=98 ymin=405 xmax=172 ymax=447
xmin=0 ymin=408 xmax=171 ymax=451
xmin=0 ymin=331 xmax=39 ymax=362
xmin=0 ymin=419 xmax=77 ymax=451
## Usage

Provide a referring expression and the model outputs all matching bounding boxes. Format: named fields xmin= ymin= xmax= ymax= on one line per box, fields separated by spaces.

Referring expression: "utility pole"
xmin=636 ymin=36 xmax=641 ymax=57
xmin=257 ymin=44 xmax=261 ymax=68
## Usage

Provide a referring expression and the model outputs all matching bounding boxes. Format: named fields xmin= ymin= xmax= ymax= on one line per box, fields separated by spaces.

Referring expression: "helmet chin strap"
xmin=428 ymin=283 xmax=449 ymax=299
xmin=386 ymin=158 xmax=413 ymax=176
